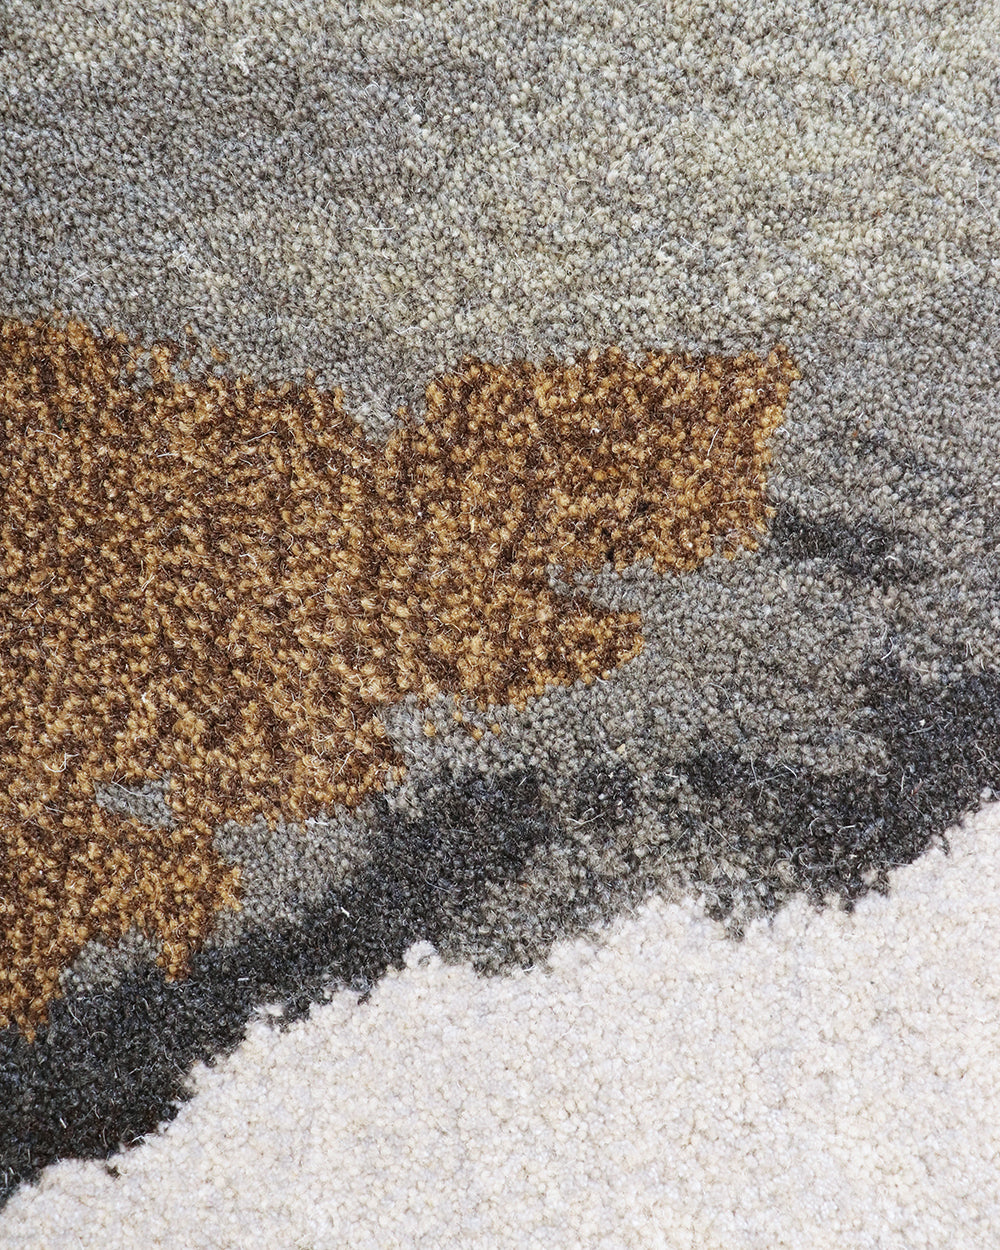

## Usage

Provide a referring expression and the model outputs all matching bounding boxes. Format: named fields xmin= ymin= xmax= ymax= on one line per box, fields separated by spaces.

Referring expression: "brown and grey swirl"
xmin=2 ymin=0 xmax=999 ymax=1204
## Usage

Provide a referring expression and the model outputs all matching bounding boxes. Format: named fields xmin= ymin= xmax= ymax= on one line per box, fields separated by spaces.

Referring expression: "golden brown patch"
xmin=0 ymin=315 xmax=798 ymax=1032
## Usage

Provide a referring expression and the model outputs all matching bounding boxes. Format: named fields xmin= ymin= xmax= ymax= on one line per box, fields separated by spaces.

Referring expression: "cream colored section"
xmin=5 ymin=804 xmax=1000 ymax=1250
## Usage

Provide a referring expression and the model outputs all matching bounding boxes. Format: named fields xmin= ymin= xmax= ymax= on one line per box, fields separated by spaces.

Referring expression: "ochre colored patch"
xmin=0 ymin=316 xmax=798 ymax=1032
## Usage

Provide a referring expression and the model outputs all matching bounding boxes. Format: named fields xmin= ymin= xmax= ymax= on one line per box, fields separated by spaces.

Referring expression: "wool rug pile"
xmin=1 ymin=1 xmax=999 ymax=1245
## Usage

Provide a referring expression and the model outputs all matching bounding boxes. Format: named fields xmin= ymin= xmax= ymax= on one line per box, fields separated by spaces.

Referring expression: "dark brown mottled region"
xmin=0 ymin=315 xmax=797 ymax=1032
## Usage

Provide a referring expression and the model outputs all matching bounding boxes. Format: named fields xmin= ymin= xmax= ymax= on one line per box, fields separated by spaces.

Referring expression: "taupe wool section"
xmin=2 ymin=0 xmax=1000 ymax=1241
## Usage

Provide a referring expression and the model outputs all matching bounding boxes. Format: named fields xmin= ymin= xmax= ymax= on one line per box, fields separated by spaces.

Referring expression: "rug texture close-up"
xmin=1 ymin=1 xmax=1000 ymax=1246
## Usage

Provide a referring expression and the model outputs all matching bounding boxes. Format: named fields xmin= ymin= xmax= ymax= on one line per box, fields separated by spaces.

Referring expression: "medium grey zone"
xmin=2 ymin=0 xmax=1000 ymax=1198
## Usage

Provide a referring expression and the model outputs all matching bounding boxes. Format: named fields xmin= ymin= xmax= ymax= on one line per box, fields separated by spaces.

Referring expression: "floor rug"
xmin=1 ymin=1 xmax=998 ymax=1245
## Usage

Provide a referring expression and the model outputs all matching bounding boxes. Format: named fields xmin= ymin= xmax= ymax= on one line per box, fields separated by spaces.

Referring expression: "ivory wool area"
xmin=1 ymin=1 xmax=999 ymax=1246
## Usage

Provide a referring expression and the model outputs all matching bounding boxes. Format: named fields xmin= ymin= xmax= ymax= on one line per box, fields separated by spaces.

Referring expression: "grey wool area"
xmin=2 ymin=0 xmax=1000 ymax=1199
